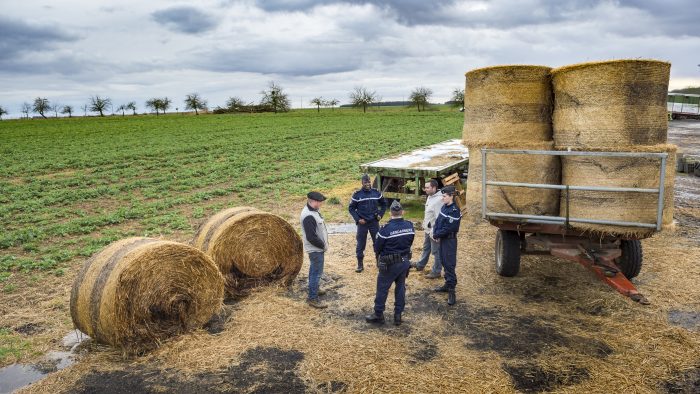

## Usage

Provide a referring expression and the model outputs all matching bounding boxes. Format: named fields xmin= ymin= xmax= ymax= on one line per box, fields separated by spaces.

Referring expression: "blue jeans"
xmin=307 ymin=252 xmax=324 ymax=300
xmin=356 ymin=220 xmax=379 ymax=260
xmin=374 ymin=259 xmax=410 ymax=315
xmin=415 ymin=233 xmax=442 ymax=274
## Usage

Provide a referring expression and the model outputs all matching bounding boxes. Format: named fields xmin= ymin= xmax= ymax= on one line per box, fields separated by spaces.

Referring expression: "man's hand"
xmin=376 ymin=214 xmax=382 ymax=221
xmin=359 ymin=219 xmax=366 ymax=225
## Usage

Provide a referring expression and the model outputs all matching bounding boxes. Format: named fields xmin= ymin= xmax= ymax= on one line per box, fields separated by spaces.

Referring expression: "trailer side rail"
xmin=481 ymin=149 xmax=668 ymax=231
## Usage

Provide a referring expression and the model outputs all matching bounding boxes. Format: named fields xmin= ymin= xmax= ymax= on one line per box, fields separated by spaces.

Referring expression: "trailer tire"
xmin=495 ymin=230 xmax=521 ymax=277
xmin=616 ymin=240 xmax=643 ymax=279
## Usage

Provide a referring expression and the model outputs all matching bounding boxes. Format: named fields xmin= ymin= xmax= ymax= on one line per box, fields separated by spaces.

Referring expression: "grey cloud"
xmin=0 ymin=16 xmax=78 ymax=60
xmin=616 ymin=0 xmax=700 ymax=37
xmin=151 ymin=6 xmax=218 ymax=34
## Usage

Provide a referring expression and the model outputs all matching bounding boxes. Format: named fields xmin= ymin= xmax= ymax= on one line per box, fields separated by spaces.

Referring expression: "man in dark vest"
xmin=349 ymin=174 xmax=387 ymax=273
xmin=365 ymin=200 xmax=414 ymax=326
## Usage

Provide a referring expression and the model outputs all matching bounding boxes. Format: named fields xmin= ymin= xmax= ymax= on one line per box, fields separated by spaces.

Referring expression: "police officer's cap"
xmin=307 ymin=191 xmax=326 ymax=201
xmin=390 ymin=200 xmax=403 ymax=212
xmin=442 ymin=185 xmax=456 ymax=196
xmin=361 ymin=173 xmax=371 ymax=183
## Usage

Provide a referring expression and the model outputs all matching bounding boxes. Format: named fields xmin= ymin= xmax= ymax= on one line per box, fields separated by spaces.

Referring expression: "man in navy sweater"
xmin=365 ymin=200 xmax=414 ymax=326
xmin=348 ymin=174 xmax=387 ymax=273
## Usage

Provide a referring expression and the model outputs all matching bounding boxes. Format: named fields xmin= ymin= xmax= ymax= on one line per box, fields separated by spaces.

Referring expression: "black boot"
xmin=448 ymin=290 xmax=456 ymax=306
xmin=355 ymin=258 xmax=364 ymax=273
xmin=433 ymin=284 xmax=449 ymax=293
xmin=365 ymin=312 xmax=385 ymax=324
xmin=393 ymin=313 xmax=402 ymax=326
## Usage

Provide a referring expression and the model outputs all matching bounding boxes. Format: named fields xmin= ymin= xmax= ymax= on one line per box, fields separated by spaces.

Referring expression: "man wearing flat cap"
xmin=431 ymin=185 xmax=462 ymax=306
xmin=300 ymin=191 xmax=330 ymax=309
xmin=365 ymin=200 xmax=414 ymax=326
xmin=349 ymin=174 xmax=387 ymax=273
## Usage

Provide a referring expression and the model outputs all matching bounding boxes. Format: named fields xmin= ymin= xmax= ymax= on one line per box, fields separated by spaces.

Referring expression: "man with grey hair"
xmin=300 ymin=191 xmax=330 ymax=309
xmin=411 ymin=178 xmax=443 ymax=279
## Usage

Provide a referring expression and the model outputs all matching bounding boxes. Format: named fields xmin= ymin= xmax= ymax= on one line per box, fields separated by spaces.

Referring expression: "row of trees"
xmin=0 ymin=83 xmax=466 ymax=120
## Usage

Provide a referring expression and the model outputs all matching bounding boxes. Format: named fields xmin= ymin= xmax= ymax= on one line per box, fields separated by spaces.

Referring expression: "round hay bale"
xmin=465 ymin=141 xmax=561 ymax=223
xmin=70 ymin=237 xmax=224 ymax=350
xmin=463 ymin=65 xmax=553 ymax=145
xmin=551 ymin=59 xmax=671 ymax=149
xmin=193 ymin=207 xmax=303 ymax=295
xmin=560 ymin=144 xmax=676 ymax=237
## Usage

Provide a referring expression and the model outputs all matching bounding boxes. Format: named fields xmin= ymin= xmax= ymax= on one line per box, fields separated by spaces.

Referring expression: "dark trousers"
xmin=356 ymin=220 xmax=379 ymax=260
xmin=439 ymin=238 xmax=458 ymax=289
xmin=374 ymin=260 xmax=410 ymax=315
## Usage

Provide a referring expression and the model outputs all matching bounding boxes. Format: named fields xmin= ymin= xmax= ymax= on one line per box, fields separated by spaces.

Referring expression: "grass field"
xmin=0 ymin=108 xmax=462 ymax=365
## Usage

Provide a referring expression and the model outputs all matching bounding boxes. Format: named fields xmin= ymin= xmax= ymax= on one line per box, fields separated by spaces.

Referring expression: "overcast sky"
xmin=1 ymin=0 xmax=699 ymax=117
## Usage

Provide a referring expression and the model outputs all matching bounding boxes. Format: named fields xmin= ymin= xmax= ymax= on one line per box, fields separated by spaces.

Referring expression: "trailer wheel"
xmin=615 ymin=240 xmax=643 ymax=279
xmin=495 ymin=230 xmax=521 ymax=277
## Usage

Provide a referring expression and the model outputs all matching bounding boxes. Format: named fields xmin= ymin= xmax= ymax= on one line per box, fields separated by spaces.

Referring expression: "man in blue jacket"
xmin=432 ymin=186 xmax=462 ymax=306
xmin=349 ymin=174 xmax=387 ymax=273
xmin=366 ymin=200 xmax=414 ymax=325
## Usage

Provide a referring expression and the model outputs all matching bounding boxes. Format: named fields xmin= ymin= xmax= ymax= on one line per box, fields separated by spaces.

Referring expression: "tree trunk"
xmin=195 ymin=108 xmax=199 ymax=115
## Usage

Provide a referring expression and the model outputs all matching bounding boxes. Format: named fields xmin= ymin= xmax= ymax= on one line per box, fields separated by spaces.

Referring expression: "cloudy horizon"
xmin=1 ymin=0 xmax=699 ymax=118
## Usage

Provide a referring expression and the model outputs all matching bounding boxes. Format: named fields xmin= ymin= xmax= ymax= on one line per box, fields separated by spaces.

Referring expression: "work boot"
xmin=425 ymin=271 xmax=441 ymax=279
xmin=365 ymin=312 xmax=385 ymax=324
xmin=317 ymin=289 xmax=327 ymax=296
xmin=448 ymin=290 xmax=456 ymax=306
xmin=355 ymin=258 xmax=364 ymax=273
xmin=410 ymin=262 xmax=424 ymax=271
xmin=433 ymin=284 xmax=449 ymax=293
xmin=307 ymin=299 xmax=328 ymax=309
xmin=393 ymin=313 xmax=402 ymax=326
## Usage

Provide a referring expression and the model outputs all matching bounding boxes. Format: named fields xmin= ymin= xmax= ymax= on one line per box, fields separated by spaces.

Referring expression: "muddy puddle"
xmin=0 ymin=331 xmax=89 ymax=393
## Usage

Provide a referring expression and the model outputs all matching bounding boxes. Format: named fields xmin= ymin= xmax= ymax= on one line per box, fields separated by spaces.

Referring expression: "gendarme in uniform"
xmin=349 ymin=174 xmax=387 ymax=273
xmin=432 ymin=185 xmax=462 ymax=305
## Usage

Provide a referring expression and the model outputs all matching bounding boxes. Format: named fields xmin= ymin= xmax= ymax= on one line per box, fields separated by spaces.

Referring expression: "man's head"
xmin=390 ymin=200 xmax=404 ymax=217
xmin=423 ymin=178 xmax=439 ymax=196
xmin=307 ymin=191 xmax=326 ymax=209
xmin=441 ymin=185 xmax=456 ymax=204
xmin=361 ymin=174 xmax=371 ymax=190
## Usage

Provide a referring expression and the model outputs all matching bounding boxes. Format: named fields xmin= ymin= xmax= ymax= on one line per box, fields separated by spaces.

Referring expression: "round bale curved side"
xmin=560 ymin=144 xmax=676 ymax=237
xmin=552 ymin=59 xmax=671 ymax=150
xmin=70 ymin=237 xmax=224 ymax=351
xmin=193 ymin=207 xmax=303 ymax=296
xmin=465 ymin=141 xmax=561 ymax=224
xmin=463 ymin=65 xmax=553 ymax=146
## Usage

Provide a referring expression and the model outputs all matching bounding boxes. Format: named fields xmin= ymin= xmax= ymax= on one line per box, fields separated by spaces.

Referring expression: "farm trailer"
xmin=359 ymin=139 xmax=469 ymax=211
xmin=481 ymin=148 xmax=670 ymax=305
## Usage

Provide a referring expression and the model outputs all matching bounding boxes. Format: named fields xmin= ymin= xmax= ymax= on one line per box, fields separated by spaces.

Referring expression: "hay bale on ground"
xmin=561 ymin=144 xmax=676 ymax=237
xmin=463 ymin=65 xmax=553 ymax=145
xmin=465 ymin=141 xmax=561 ymax=223
xmin=193 ymin=207 xmax=303 ymax=296
xmin=552 ymin=59 xmax=671 ymax=150
xmin=70 ymin=237 xmax=224 ymax=351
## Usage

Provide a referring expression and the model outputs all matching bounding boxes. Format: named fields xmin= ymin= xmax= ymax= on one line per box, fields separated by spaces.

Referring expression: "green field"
xmin=0 ymin=109 xmax=462 ymax=284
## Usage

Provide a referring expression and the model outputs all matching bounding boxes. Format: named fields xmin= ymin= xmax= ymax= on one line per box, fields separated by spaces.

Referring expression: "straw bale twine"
xmin=552 ymin=59 xmax=671 ymax=149
xmin=463 ymin=65 xmax=553 ymax=145
xmin=465 ymin=142 xmax=561 ymax=223
xmin=193 ymin=207 xmax=303 ymax=296
xmin=70 ymin=237 xmax=224 ymax=350
xmin=561 ymin=144 xmax=676 ymax=237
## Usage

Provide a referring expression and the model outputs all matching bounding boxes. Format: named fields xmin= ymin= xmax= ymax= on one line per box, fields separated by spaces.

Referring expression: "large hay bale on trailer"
xmin=552 ymin=59 xmax=671 ymax=150
xmin=70 ymin=237 xmax=224 ymax=350
xmin=561 ymin=144 xmax=676 ymax=237
xmin=463 ymin=65 xmax=553 ymax=145
xmin=465 ymin=142 xmax=561 ymax=223
xmin=193 ymin=207 xmax=303 ymax=296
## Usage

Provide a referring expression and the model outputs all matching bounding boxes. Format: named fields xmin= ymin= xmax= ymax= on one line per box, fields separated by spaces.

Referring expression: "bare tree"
xmin=409 ymin=86 xmax=433 ymax=112
xmin=50 ymin=103 xmax=60 ymax=118
xmin=0 ymin=105 xmax=7 ymax=120
xmin=81 ymin=104 xmax=88 ymax=116
xmin=349 ymin=86 xmax=377 ymax=113
xmin=33 ymin=97 xmax=50 ymax=118
xmin=310 ymin=97 xmax=324 ymax=112
xmin=146 ymin=98 xmax=159 ymax=115
xmin=116 ymin=104 xmax=127 ymax=116
xmin=89 ymin=95 xmax=111 ymax=117
xmin=145 ymin=97 xmax=170 ymax=115
xmin=161 ymin=97 xmax=171 ymax=114
xmin=126 ymin=101 xmax=137 ymax=115
xmin=184 ymin=93 xmax=207 ymax=115
xmin=260 ymin=81 xmax=291 ymax=113
xmin=61 ymin=105 xmax=74 ymax=118
xmin=226 ymin=97 xmax=245 ymax=112
xmin=327 ymin=98 xmax=339 ymax=110
xmin=450 ymin=88 xmax=464 ymax=109
xmin=21 ymin=103 xmax=32 ymax=119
